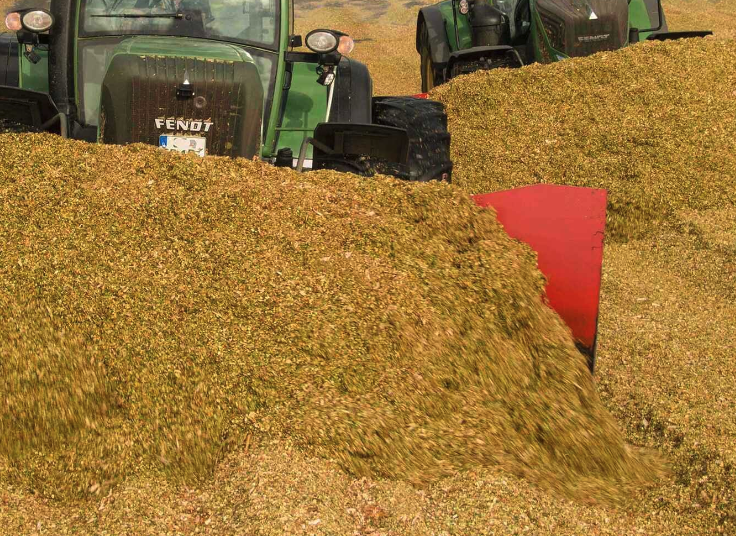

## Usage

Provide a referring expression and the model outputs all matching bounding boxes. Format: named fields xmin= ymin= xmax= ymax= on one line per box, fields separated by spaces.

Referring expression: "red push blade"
xmin=472 ymin=185 xmax=607 ymax=371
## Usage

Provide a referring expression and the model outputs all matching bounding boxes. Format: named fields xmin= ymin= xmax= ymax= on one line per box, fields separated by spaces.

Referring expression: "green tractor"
xmin=0 ymin=0 xmax=452 ymax=181
xmin=0 ymin=0 xmax=619 ymax=371
xmin=416 ymin=0 xmax=712 ymax=91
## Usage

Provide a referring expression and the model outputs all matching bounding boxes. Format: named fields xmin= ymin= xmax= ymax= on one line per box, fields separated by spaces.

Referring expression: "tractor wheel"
xmin=373 ymin=96 xmax=452 ymax=183
xmin=419 ymin=24 xmax=443 ymax=93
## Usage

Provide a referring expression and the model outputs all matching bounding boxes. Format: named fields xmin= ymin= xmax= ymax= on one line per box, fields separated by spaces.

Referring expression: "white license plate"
xmin=159 ymin=135 xmax=206 ymax=157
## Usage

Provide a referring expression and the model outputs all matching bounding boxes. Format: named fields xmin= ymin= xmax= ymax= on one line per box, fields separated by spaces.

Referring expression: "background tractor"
xmin=416 ymin=0 xmax=713 ymax=91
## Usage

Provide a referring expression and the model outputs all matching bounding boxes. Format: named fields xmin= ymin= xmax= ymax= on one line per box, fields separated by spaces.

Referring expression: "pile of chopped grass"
xmin=0 ymin=300 xmax=113 ymax=462
xmin=595 ymin=212 xmax=736 ymax=528
xmin=664 ymin=0 xmax=736 ymax=41
xmin=432 ymin=38 xmax=736 ymax=242
xmin=432 ymin=36 xmax=736 ymax=531
xmin=1 ymin=7 xmax=735 ymax=535
xmin=0 ymin=134 xmax=661 ymax=503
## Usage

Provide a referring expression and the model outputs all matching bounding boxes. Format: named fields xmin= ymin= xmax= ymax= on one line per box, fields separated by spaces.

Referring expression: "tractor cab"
xmin=76 ymin=0 xmax=279 ymax=144
xmin=79 ymin=0 xmax=279 ymax=87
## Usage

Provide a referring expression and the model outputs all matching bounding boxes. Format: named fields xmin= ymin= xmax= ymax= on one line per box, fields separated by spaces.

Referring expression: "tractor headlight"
xmin=4 ymin=12 xmax=22 ymax=31
xmin=21 ymin=9 xmax=54 ymax=32
xmin=305 ymin=30 xmax=339 ymax=54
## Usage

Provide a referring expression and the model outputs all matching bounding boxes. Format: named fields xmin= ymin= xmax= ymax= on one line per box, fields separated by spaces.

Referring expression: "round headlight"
xmin=305 ymin=30 xmax=338 ymax=54
xmin=4 ymin=12 xmax=22 ymax=31
xmin=21 ymin=10 xmax=53 ymax=32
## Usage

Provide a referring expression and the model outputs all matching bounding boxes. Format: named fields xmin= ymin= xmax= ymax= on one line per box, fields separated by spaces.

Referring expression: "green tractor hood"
xmin=98 ymin=36 xmax=264 ymax=158
xmin=109 ymin=35 xmax=255 ymax=62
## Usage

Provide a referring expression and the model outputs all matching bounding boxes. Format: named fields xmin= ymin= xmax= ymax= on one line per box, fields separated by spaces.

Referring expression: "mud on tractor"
xmin=417 ymin=0 xmax=713 ymax=91
xmin=1 ymin=0 xmax=608 ymax=371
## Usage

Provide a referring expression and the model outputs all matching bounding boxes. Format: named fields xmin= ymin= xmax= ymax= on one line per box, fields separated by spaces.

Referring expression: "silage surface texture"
xmin=0 ymin=135 xmax=661 ymax=503
xmin=432 ymin=36 xmax=736 ymax=531
xmin=432 ymin=38 xmax=736 ymax=242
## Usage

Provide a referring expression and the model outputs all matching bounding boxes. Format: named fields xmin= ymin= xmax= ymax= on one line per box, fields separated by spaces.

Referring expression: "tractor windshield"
xmin=80 ymin=0 xmax=279 ymax=49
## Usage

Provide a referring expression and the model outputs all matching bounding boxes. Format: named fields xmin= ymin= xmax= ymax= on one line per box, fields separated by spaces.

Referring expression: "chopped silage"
xmin=432 ymin=36 xmax=736 ymax=531
xmin=432 ymin=38 xmax=736 ymax=242
xmin=0 ymin=133 xmax=662 ymax=503
xmin=595 ymin=216 xmax=736 ymax=530
xmin=1 ymin=28 xmax=734 ymax=536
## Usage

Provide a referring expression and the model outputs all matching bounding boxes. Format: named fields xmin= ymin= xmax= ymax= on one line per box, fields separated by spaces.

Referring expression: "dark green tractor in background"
xmin=417 ymin=0 xmax=712 ymax=91
xmin=0 ymin=0 xmax=452 ymax=181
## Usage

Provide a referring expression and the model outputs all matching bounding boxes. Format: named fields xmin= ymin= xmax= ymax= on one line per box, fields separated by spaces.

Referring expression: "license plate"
xmin=159 ymin=135 xmax=206 ymax=157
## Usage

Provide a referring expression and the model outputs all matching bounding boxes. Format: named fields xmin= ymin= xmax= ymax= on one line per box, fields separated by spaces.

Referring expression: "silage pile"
xmin=0 ymin=135 xmax=660 ymax=504
xmin=432 ymin=36 xmax=736 ymax=530
xmin=433 ymin=38 xmax=736 ymax=242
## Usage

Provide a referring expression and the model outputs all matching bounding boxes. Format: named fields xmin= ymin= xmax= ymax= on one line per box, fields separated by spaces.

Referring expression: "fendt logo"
xmin=155 ymin=118 xmax=214 ymax=133
xmin=578 ymin=34 xmax=610 ymax=43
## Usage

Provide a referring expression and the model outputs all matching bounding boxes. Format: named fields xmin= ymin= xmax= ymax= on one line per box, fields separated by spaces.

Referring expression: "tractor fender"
xmin=0 ymin=34 xmax=19 ymax=87
xmin=417 ymin=6 xmax=451 ymax=69
xmin=329 ymin=57 xmax=373 ymax=124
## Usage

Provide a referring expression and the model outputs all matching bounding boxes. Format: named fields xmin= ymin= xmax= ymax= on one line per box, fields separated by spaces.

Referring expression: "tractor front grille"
xmin=99 ymin=52 xmax=263 ymax=158
xmin=571 ymin=17 xmax=620 ymax=57
xmin=536 ymin=0 xmax=628 ymax=59
xmin=130 ymin=56 xmax=241 ymax=156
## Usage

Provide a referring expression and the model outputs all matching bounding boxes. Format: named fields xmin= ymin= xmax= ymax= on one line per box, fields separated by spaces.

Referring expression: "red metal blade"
xmin=472 ymin=185 xmax=607 ymax=369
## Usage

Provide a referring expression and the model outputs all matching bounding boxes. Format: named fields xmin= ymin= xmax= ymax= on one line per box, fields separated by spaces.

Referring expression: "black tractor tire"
xmin=329 ymin=58 xmax=373 ymax=124
xmin=372 ymin=96 xmax=452 ymax=183
xmin=419 ymin=24 xmax=444 ymax=93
